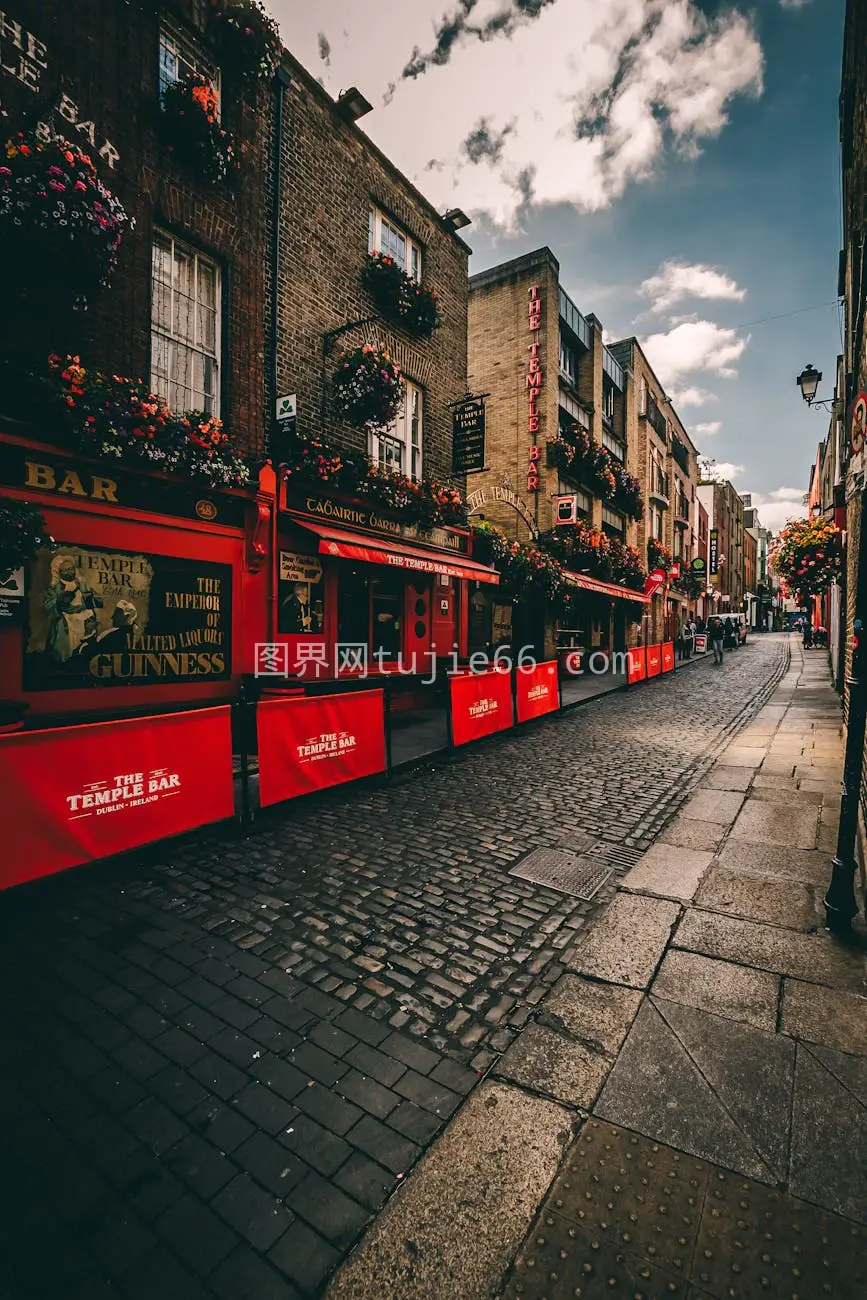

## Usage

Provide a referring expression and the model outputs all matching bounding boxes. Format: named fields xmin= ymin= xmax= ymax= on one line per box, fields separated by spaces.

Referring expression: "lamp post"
xmin=794 ymin=366 xmax=864 ymax=931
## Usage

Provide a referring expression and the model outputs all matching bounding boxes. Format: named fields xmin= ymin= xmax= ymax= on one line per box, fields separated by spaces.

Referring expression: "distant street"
xmin=0 ymin=637 xmax=788 ymax=1300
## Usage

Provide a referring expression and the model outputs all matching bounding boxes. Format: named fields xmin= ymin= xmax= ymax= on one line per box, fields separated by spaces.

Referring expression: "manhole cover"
xmin=509 ymin=840 xmax=643 ymax=899
xmin=510 ymin=847 xmax=613 ymax=899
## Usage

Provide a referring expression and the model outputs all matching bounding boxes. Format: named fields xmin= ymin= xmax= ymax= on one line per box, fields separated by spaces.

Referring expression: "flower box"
xmin=160 ymin=74 xmax=237 ymax=183
xmin=362 ymin=253 xmax=441 ymax=340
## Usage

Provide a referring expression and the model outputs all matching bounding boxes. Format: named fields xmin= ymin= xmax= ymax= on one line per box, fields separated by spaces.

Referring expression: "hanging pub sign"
xmin=452 ymin=399 xmax=486 ymax=474
xmin=0 ymin=565 xmax=24 ymax=623
xmin=691 ymin=556 xmax=707 ymax=578
xmin=23 ymin=543 xmax=232 ymax=690
xmin=709 ymin=529 xmax=719 ymax=576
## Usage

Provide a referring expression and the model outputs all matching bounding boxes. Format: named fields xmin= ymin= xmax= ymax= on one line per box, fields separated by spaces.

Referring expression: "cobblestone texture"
xmin=0 ymin=640 xmax=786 ymax=1299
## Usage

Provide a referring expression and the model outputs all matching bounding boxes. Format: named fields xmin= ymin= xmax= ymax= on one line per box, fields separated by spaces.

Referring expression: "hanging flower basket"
xmin=47 ymin=355 xmax=251 ymax=487
xmin=208 ymin=0 xmax=282 ymax=82
xmin=472 ymin=521 xmax=564 ymax=603
xmin=0 ymin=132 xmax=131 ymax=305
xmin=160 ymin=74 xmax=237 ymax=183
xmin=648 ymin=538 xmax=673 ymax=573
xmin=0 ymin=499 xmax=52 ymax=578
xmin=361 ymin=253 xmax=441 ymax=340
xmin=611 ymin=464 xmax=644 ymax=520
xmin=770 ymin=517 xmax=842 ymax=601
xmin=332 ymin=345 xmax=403 ymax=433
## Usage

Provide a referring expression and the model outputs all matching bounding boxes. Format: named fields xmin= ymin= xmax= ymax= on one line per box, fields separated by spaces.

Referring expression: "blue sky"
xmin=276 ymin=0 xmax=845 ymax=529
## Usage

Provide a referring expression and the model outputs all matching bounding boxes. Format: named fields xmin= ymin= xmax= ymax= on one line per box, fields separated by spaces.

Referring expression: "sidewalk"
xmin=327 ymin=642 xmax=867 ymax=1299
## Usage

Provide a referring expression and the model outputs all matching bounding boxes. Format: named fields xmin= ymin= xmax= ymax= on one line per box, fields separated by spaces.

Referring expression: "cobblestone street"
xmin=0 ymin=638 xmax=788 ymax=1300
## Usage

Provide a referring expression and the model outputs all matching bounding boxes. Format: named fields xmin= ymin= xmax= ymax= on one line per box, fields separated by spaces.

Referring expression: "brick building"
xmin=467 ymin=248 xmax=645 ymax=655
xmin=697 ymin=479 xmax=745 ymax=612
xmin=607 ymin=337 xmax=701 ymax=640
xmin=264 ymin=50 xmax=497 ymax=695
xmin=0 ymin=0 xmax=269 ymax=456
xmin=0 ymin=0 xmax=276 ymax=728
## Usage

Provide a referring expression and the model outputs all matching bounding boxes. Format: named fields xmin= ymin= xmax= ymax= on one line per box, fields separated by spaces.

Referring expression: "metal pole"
xmin=825 ymin=583 xmax=865 ymax=932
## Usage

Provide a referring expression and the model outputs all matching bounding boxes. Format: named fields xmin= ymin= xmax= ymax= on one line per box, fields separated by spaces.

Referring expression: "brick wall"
xmin=0 ymin=0 xmax=268 ymax=456
xmin=265 ymin=56 xmax=469 ymax=487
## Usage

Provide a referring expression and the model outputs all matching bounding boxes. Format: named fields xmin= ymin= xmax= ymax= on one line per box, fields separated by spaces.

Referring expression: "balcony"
xmin=642 ymin=393 xmax=668 ymax=443
xmin=649 ymin=469 xmax=670 ymax=507
xmin=675 ymin=494 xmax=690 ymax=523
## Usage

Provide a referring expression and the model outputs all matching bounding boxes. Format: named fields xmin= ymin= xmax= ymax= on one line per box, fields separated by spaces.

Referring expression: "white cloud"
xmin=642 ymin=319 xmax=750 ymax=389
xmin=273 ymin=0 xmax=763 ymax=228
xmin=640 ymin=261 xmax=746 ymax=313
xmin=693 ymin=421 xmax=721 ymax=436
xmin=779 ymin=1 xmax=810 ymax=9
xmin=700 ymin=460 xmax=744 ymax=482
xmin=672 ymin=385 xmax=718 ymax=408
xmin=745 ymin=487 xmax=807 ymax=531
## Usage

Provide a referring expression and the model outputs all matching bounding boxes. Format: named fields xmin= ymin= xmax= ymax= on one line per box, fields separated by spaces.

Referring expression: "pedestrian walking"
xmin=682 ymin=616 xmax=694 ymax=660
xmin=709 ymin=615 xmax=725 ymax=665
xmin=803 ymin=621 xmax=813 ymax=650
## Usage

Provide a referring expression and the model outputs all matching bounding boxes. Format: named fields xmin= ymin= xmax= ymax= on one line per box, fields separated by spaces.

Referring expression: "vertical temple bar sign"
xmin=527 ymin=285 xmax=542 ymax=491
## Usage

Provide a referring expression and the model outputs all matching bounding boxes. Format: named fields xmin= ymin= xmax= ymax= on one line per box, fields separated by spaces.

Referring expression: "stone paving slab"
xmin=751 ymin=771 xmax=798 ymax=790
xmin=674 ymin=908 xmax=867 ymax=993
xmin=715 ymin=747 xmax=765 ymax=768
xmin=695 ymin=866 xmax=817 ymax=931
xmin=658 ymin=817 xmax=726 ymax=852
xmin=781 ymin=977 xmax=867 ymax=1055
xmin=729 ymin=799 xmax=819 ymax=848
xmin=504 ymin=1121 xmax=867 ymax=1300
xmin=704 ymin=766 xmax=754 ymax=792
xmin=790 ymin=1046 xmax=867 ymax=1223
xmin=326 ymin=1082 xmax=573 ymax=1300
xmin=493 ymin=1022 xmax=611 ymax=1108
xmin=621 ymin=843 xmax=713 ymax=902
xmin=566 ymin=894 xmax=681 ymax=989
xmin=653 ymin=998 xmax=794 ymax=1182
xmin=678 ymin=790 xmax=746 ymax=825
xmin=652 ymin=949 xmax=779 ymax=1032
xmin=594 ymin=1001 xmax=774 ymax=1182
xmin=711 ymin=839 xmax=831 ymax=886
xmin=807 ymin=1040 xmax=867 ymax=1106
xmin=536 ymin=975 xmax=642 ymax=1055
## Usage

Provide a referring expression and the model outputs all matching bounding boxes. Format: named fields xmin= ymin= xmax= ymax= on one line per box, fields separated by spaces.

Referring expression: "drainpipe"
xmin=269 ymin=66 xmax=292 ymax=449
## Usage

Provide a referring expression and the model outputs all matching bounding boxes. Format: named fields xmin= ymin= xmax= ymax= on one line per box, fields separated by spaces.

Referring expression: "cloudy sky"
xmin=272 ymin=0 xmax=844 ymax=531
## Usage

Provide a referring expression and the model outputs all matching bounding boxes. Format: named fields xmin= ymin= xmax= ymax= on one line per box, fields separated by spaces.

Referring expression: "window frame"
xmin=368 ymin=205 xmax=422 ymax=282
xmin=370 ymin=379 xmax=423 ymax=481
xmin=150 ymin=229 xmax=222 ymax=418
xmin=158 ymin=18 xmax=221 ymax=116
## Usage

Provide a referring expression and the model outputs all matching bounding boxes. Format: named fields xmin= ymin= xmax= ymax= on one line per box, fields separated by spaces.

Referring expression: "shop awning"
xmin=564 ymin=570 xmax=650 ymax=604
xmin=288 ymin=516 xmax=500 ymax=585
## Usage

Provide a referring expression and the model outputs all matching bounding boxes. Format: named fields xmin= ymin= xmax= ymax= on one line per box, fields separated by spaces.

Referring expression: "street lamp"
xmin=796 ymin=364 xmax=822 ymax=404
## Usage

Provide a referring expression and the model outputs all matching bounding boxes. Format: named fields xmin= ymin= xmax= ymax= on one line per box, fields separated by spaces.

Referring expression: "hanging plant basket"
xmin=0 ymin=499 xmax=52 ymax=578
xmin=648 ymin=538 xmax=673 ymax=573
xmin=0 ymin=132 xmax=131 ymax=306
xmin=361 ymin=253 xmax=441 ymax=339
xmin=208 ymin=0 xmax=282 ymax=82
xmin=331 ymin=345 xmax=403 ymax=433
xmin=770 ymin=517 xmax=842 ymax=601
xmin=160 ymin=74 xmax=237 ymax=183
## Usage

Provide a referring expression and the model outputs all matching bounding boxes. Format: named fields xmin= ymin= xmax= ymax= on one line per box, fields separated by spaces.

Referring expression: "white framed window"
xmin=602 ymin=505 xmax=625 ymax=533
xmin=159 ymin=18 xmax=220 ymax=114
xmin=151 ymin=230 xmax=221 ymax=416
xmin=650 ymin=506 xmax=664 ymax=541
xmin=368 ymin=205 xmax=422 ymax=281
xmin=371 ymin=381 xmax=423 ymax=480
xmin=559 ymin=332 xmax=579 ymax=386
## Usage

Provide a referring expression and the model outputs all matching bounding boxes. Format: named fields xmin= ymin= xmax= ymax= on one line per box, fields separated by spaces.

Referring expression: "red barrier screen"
xmin=627 ymin=648 xmax=647 ymax=684
xmin=257 ymin=690 xmax=386 ymax=807
xmin=516 ymin=661 xmax=560 ymax=723
xmin=662 ymin=642 xmax=676 ymax=672
xmin=450 ymin=669 xmax=514 ymax=746
xmin=0 ymin=706 xmax=234 ymax=891
xmin=646 ymin=644 xmax=662 ymax=678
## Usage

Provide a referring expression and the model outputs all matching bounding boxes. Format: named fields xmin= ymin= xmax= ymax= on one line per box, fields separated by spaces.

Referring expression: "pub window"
xmin=370 ymin=381 xmax=422 ymax=480
xmin=151 ymin=231 xmax=221 ymax=417
xmin=368 ymin=205 xmax=421 ymax=281
xmin=158 ymin=19 xmax=220 ymax=114
xmin=371 ymin=573 xmax=404 ymax=660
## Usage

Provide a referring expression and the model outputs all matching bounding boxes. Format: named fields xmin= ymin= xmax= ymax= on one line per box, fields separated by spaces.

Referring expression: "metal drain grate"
xmin=509 ymin=839 xmax=643 ymax=899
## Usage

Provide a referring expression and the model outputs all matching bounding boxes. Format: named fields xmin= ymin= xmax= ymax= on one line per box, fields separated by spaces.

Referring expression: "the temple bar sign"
xmin=452 ymin=399 xmax=486 ymax=474
xmin=0 ymin=10 xmax=120 ymax=167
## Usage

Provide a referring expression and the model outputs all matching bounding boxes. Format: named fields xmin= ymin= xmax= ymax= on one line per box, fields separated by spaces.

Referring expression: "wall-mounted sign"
xmin=0 ymin=564 xmax=24 ymax=622
xmin=0 ymin=11 xmax=119 ymax=167
xmin=296 ymin=495 xmax=470 ymax=554
xmin=278 ymin=551 xmax=323 ymax=634
xmin=644 ymin=567 xmax=667 ymax=598
xmin=452 ymin=398 xmax=486 ymax=474
xmin=709 ymin=529 xmax=719 ymax=576
xmin=850 ymin=392 xmax=867 ymax=456
xmin=669 ymin=561 xmax=681 ymax=580
xmin=24 ymin=543 xmax=232 ymax=691
xmin=466 ymin=483 xmax=538 ymax=537
xmin=554 ymin=494 xmax=577 ymax=525
xmin=691 ymin=556 xmax=707 ymax=576
xmin=526 ymin=285 xmax=543 ymax=490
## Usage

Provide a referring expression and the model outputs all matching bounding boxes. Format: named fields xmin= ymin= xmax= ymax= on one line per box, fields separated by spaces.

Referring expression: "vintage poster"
xmin=24 ymin=543 xmax=232 ymax=690
xmin=278 ymin=550 xmax=324 ymax=635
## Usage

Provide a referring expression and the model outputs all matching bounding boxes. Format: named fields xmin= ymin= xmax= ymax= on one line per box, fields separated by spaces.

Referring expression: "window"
xmin=602 ymin=374 xmax=615 ymax=425
xmin=558 ymin=483 xmax=592 ymax=518
xmin=151 ymin=231 xmax=221 ymax=416
xmin=673 ymin=525 xmax=685 ymax=559
xmin=368 ymin=206 xmax=421 ymax=281
xmin=159 ymin=19 xmax=220 ymax=112
xmin=370 ymin=381 xmax=422 ymax=480
xmin=559 ymin=392 xmax=590 ymax=430
xmin=602 ymin=505 xmax=625 ymax=535
xmin=601 ymin=428 xmax=625 ymax=461
xmin=650 ymin=507 xmax=664 ymax=541
xmin=559 ymin=332 xmax=579 ymax=386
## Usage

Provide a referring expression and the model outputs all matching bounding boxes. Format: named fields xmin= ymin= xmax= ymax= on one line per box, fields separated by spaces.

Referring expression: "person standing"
xmin=682 ymin=615 xmax=694 ymax=660
xmin=803 ymin=619 xmax=813 ymax=651
xmin=709 ymin=614 xmax=725 ymax=666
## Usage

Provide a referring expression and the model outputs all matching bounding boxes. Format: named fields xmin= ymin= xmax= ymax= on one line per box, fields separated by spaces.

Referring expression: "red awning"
xmin=288 ymin=515 xmax=500 ymax=585
xmin=564 ymin=570 xmax=650 ymax=604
